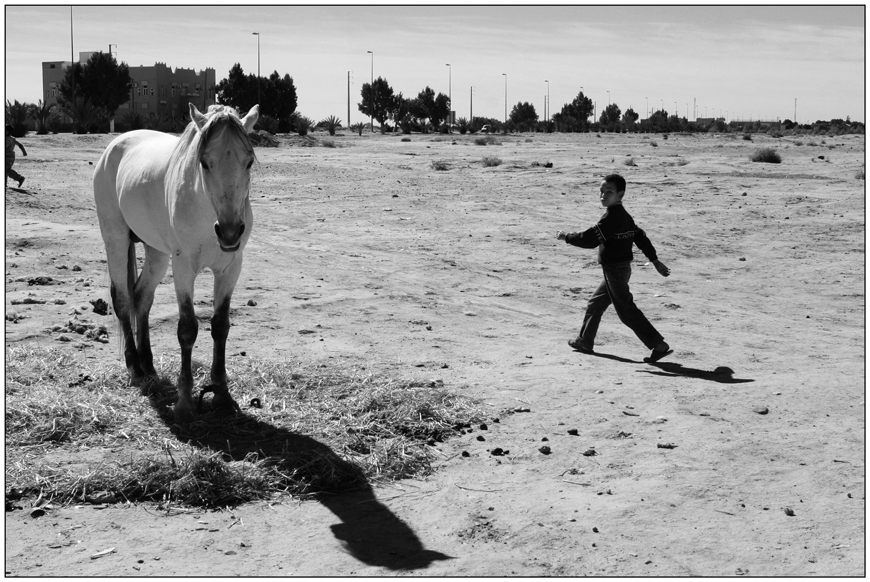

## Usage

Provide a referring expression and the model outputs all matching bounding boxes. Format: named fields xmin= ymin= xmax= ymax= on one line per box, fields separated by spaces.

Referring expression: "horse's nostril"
xmin=238 ymin=223 xmax=245 ymax=237
xmin=213 ymin=221 xmax=221 ymax=238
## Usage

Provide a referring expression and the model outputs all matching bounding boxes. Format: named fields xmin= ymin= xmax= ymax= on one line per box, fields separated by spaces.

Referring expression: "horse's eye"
xmin=200 ymin=160 xmax=209 ymax=171
xmin=246 ymin=160 xmax=254 ymax=170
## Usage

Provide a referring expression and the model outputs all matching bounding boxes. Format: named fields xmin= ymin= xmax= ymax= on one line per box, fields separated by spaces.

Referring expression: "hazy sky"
xmin=4 ymin=5 xmax=865 ymax=124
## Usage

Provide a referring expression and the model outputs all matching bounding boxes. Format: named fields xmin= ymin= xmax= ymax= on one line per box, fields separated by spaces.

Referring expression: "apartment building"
xmin=42 ymin=51 xmax=216 ymax=125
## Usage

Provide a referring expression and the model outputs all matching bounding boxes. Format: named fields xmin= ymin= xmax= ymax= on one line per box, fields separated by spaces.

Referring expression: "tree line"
xmin=4 ymin=51 xmax=864 ymax=137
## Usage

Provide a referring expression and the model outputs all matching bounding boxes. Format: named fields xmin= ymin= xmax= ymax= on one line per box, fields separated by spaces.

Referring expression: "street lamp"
xmin=645 ymin=97 xmax=648 ymax=119
xmin=367 ymin=50 xmax=373 ymax=132
xmin=502 ymin=73 xmax=507 ymax=125
xmin=446 ymin=63 xmax=451 ymax=131
xmin=545 ymin=79 xmax=549 ymax=122
xmin=252 ymin=33 xmax=260 ymax=105
xmin=607 ymin=90 xmax=610 ymax=106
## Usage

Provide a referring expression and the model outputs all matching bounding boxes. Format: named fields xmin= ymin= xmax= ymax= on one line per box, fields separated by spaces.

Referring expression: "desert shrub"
xmin=482 ymin=156 xmax=502 ymax=167
xmin=401 ymin=137 xmax=411 ymax=142
xmin=794 ymin=140 xmax=804 ymax=146
xmin=855 ymin=170 xmax=865 ymax=180
xmin=750 ymin=147 xmax=781 ymax=163
xmin=431 ymin=160 xmax=449 ymax=171
xmin=649 ymin=140 xmax=658 ymax=147
xmin=624 ymin=157 xmax=636 ymax=167
xmin=474 ymin=136 xmax=500 ymax=146
xmin=321 ymin=139 xmax=336 ymax=148
xmin=743 ymin=134 xmax=753 ymax=141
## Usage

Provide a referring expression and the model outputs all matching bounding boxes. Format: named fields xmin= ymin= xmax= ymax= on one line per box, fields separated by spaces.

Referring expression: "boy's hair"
xmin=604 ymin=173 xmax=627 ymax=194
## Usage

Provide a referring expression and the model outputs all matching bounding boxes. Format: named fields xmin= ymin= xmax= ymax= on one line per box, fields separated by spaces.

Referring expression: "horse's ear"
xmin=241 ymin=105 xmax=259 ymax=133
xmin=189 ymin=103 xmax=208 ymax=131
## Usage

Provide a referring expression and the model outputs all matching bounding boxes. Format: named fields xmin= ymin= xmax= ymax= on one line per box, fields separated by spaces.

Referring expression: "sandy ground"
xmin=4 ymin=130 xmax=865 ymax=576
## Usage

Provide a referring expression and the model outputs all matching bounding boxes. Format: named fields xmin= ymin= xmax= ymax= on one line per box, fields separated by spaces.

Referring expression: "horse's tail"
xmin=125 ymin=235 xmax=138 ymax=339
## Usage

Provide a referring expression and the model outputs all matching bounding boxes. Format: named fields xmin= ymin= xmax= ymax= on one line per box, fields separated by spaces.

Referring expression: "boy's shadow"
xmin=640 ymin=362 xmax=755 ymax=383
xmin=577 ymin=351 xmax=754 ymax=383
xmin=143 ymin=377 xmax=453 ymax=572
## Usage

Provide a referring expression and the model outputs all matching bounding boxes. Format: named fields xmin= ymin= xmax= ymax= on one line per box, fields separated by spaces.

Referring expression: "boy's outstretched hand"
xmin=653 ymin=260 xmax=670 ymax=277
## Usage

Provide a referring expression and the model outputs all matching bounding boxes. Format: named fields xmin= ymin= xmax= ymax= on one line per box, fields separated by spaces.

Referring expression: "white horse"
xmin=93 ymin=103 xmax=259 ymax=423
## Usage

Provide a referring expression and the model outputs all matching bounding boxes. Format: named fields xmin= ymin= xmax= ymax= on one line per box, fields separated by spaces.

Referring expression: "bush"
xmin=624 ymin=157 xmax=636 ymax=167
xmin=321 ymin=139 xmax=336 ymax=148
xmin=743 ymin=133 xmax=753 ymax=141
xmin=750 ymin=147 xmax=781 ymax=163
xmin=482 ymin=156 xmax=502 ymax=167
xmin=649 ymin=140 xmax=658 ymax=147
xmin=5 ymin=99 xmax=32 ymax=137
xmin=474 ymin=136 xmax=500 ymax=146
xmin=257 ymin=115 xmax=279 ymax=134
xmin=401 ymin=137 xmax=411 ymax=142
xmin=856 ymin=170 xmax=865 ymax=180
xmin=431 ymin=160 xmax=449 ymax=171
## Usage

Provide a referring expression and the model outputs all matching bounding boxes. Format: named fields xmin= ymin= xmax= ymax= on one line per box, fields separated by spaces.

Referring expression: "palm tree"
xmin=5 ymin=99 xmax=32 ymax=137
xmin=320 ymin=115 xmax=342 ymax=136
xmin=29 ymin=100 xmax=56 ymax=135
xmin=58 ymin=96 xmax=108 ymax=134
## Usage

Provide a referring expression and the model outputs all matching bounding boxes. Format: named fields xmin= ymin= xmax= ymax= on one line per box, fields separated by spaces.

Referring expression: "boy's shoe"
xmin=568 ymin=339 xmax=594 ymax=354
xmin=644 ymin=347 xmax=673 ymax=363
xmin=17 ymin=178 xmax=24 ymax=188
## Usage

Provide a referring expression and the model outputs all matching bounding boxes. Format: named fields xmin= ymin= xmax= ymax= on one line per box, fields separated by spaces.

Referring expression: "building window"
xmin=171 ymin=88 xmax=176 ymax=97
xmin=150 ymin=88 xmax=154 ymax=96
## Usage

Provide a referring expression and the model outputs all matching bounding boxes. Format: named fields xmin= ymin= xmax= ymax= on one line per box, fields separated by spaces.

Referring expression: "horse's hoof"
xmin=173 ymin=402 xmax=195 ymax=425
xmin=212 ymin=391 xmax=241 ymax=414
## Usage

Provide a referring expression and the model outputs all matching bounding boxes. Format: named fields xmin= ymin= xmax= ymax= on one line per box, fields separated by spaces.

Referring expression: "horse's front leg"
xmin=172 ymin=262 xmax=198 ymax=424
xmin=209 ymin=259 xmax=243 ymax=413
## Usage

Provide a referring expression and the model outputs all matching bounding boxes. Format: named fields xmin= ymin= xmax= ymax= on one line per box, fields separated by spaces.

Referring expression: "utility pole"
xmin=794 ymin=98 xmax=797 ymax=123
xmin=347 ymin=71 xmax=352 ymax=128
xmin=367 ymin=51 xmax=373 ymax=132
xmin=470 ymin=86 xmax=473 ymax=122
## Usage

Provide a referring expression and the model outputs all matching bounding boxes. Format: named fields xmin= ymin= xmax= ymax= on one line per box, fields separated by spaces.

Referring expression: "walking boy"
xmin=556 ymin=174 xmax=672 ymax=362
xmin=5 ymin=125 xmax=27 ymax=188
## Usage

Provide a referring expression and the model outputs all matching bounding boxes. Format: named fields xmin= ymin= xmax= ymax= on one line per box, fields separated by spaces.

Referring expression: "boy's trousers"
xmin=577 ymin=261 xmax=664 ymax=350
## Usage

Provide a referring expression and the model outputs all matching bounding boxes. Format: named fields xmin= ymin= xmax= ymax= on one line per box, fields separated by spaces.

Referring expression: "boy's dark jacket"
xmin=564 ymin=203 xmax=658 ymax=265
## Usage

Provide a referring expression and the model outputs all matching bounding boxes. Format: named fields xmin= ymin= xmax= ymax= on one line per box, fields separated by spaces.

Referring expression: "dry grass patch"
xmin=6 ymin=345 xmax=484 ymax=507
xmin=474 ymin=136 xmax=501 ymax=146
xmin=482 ymin=156 xmax=502 ymax=167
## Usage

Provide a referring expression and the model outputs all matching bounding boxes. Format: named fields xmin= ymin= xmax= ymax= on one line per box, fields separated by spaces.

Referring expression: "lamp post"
xmin=252 ymin=32 xmax=260 ymax=105
xmin=446 ymin=63 xmax=451 ymax=130
xmin=645 ymin=96 xmax=648 ymax=119
xmin=502 ymin=73 xmax=507 ymax=125
xmin=607 ymin=90 xmax=610 ymax=106
xmin=367 ymin=50 xmax=373 ymax=132
xmin=545 ymin=79 xmax=549 ymax=123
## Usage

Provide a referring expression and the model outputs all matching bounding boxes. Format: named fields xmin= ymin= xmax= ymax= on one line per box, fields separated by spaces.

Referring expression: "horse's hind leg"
xmin=105 ymin=236 xmax=146 ymax=384
xmin=133 ymin=244 xmax=170 ymax=378
xmin=209 ymin=258 xmax=244 ymax=413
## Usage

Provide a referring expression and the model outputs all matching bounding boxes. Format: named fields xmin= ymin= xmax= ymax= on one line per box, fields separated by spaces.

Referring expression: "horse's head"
xmin=190 ymin=103 xmax=259 ymax=252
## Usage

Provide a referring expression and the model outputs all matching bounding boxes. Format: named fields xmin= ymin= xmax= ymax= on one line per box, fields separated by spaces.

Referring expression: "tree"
xmin=599 ymin=103 xmax=622 ymax=130
xmin=5 ymin=100 xmax=32 ymax=137
xmin=29 ymin=99 xmax=56 ymax=134
xmin=509 ymin=101 xmax=538 ymax=131
xmin=217 ymin=65 xmax=296 ymax=130
xmin=59 ymin=51 xmax=132 ymax=117
xmin=559 ymin=91 xmax=594 ymax=131
xmin=358 ymin=76 xmax=395 ymax=133
xmin=622 ymin=108 xmax=639 ymax=132
xmin=216 ymin=63 xmax=252 ymax=112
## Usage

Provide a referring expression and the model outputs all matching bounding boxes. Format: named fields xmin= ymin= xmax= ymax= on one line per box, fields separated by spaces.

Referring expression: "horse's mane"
xmin=167 ymin=105 xmax=256 ymax=186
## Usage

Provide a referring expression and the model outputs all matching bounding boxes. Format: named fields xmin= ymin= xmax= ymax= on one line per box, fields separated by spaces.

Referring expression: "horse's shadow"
xmin=142 ymin=377 xmax=453 ymax=572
